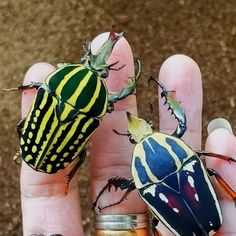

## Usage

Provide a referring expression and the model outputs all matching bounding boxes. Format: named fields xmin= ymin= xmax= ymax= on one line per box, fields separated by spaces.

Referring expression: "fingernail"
xmin=207 ymin=118 xmax=233 ymax=135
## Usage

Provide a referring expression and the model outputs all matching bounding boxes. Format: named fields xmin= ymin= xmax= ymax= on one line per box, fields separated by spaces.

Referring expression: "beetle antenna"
xmin=113 ymin=129 xmax=130 ymax=136
xmin=83 ymin=36 xmax=87 ymax=51
xmin=83 ymin=36 xmax=92 ymax=55
xmin=106 ymin=61 xmax=125 ymax=71
xmin=134 ymin=58 xmax=141 ymax=79
xmin=109 ymin=64 xmax=126 ymax=71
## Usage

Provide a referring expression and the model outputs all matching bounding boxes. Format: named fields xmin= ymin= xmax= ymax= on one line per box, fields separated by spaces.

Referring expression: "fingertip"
xmin=158 ymin=54 xmax=203 ymax=149
xmin=205 ymin=128 xmax=235 ymax=158
xmin=205 ymin=128 xmax=236 ymax=236
xmin=159 ymin=54 xmax=202 ymax=95
xmin=24 ymin=62 xmax=55 ymax=84
xmin=205 ymin=128 xmax=236 ymax=186
xmin=22 ymin=62 xmax=55 ymax=117
xmin=160 ymin=54 xmax=200 ymax=72
xmin=207 ymin=118 xmax=233 ymax=135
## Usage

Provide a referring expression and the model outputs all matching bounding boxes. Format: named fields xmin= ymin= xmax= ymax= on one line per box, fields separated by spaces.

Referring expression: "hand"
xmin=20 ymin=33 xmax=144 ymax=236
xmin=20 ymin=33 xmax=236 ymax=236
xmin=154 ymin=55 xmax=236 ymax=235
xmin=205 ymin=122 xmax=236 ymax=236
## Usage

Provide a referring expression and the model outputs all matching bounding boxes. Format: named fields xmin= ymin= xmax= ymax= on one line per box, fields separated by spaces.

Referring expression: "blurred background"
xmin=0 ymin=0 xmax=236 ymax=235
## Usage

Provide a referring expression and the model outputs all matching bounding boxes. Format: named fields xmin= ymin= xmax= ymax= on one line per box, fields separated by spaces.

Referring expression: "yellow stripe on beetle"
xmin=55 ymin=114 xmax=86 ymax=154
xmin=54 ymin=66 xmax=84 ymax=96
xmin=67 ymin=70 xmax=93 ymax=106
xmin=80 ymin=77 xmax=102 ymax=113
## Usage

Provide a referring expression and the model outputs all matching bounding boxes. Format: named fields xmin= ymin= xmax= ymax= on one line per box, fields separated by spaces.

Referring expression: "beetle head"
xmin=81 ymin=27 xmax=124 ymax=78
xmin=127 ymin=112 xmax=154 ymax=143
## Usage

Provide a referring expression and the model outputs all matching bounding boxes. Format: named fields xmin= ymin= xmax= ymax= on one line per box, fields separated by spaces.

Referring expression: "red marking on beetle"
xmin=182 ymin=181 xmax=200 ymax=207
xmin=109 ymin=25 xmax=117 ymax=40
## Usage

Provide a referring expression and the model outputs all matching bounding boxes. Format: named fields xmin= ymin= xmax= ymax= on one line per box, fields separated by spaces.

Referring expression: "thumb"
xmin=205 ymin=120 xmax=236 ymax=235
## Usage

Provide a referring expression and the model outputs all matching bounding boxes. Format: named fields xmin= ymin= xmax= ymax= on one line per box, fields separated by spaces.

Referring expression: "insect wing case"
xmin=131 ymin=132 xmax=222 ymax=236
xmin=20 ymin=64 xmax=108 ymax=174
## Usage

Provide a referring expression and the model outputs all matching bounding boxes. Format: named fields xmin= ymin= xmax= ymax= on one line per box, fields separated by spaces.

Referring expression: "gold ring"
xmin=94 ymin=213 xmax=151 ymax=236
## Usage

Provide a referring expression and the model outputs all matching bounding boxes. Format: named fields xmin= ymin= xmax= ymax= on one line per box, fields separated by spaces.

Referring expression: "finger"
xmin=159 ymin=54 xmax=202 ymax=149
xmin=90 ymin=33 xmax=146 ymax=214
xmin=157 ymin=55 xmax=202 ymax=235
xmin=205 ymin=122 xmax=236 ymax=235
xmin=20 ymin=63 xmax=84 ymax=236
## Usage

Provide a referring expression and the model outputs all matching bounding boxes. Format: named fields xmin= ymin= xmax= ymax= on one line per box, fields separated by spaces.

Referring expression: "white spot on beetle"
xmin=159 ymin=193 xmax=169 ymax=203
xmin=195 ymin=193 xmax=199 ymax=201
xmin=25 ymin=155 xmax=33 ymax=162
xmin=31 ymin=123 xmax=36 ymax=130
xmin=143 ymin=185 xmax=156 ymax=197
xmin=32 ymin=145 xmax=37 ymax=153
xmin=188 ymin=176 xmax=194 ymax=188
xmin=35 ymin=109 xmax=40 ymax=117
xmin=183 ymin=160 xmax=197 ymax=172
xmin=50 ymin=154 xmax=57 ymax=162
xmin=173 ymin=208 xmax=179 ymax=213
xmin=63 ymin=152 xmax=69 ymax=158
xmin=21 ymin=139 xmax=25 ymax=145
xmin=209 ymin=221 xmax=213 ymax=227
xmin=47 ymin=164 xmax=52 ymax=173
xmin=28 ymin=132 xmax=33 ymax=139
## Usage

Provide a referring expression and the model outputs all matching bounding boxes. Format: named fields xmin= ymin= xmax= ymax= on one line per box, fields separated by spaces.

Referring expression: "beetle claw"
xmin=98 ymin=205 xmax=103 ymax=213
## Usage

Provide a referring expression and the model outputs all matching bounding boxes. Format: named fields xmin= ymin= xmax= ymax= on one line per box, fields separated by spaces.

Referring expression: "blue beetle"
xmin=93 ymin=77 xmax=236 ymax=236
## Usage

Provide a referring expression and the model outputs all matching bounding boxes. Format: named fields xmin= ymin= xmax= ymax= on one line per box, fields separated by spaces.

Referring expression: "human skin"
xmin=20 ymin=33 xmax=236 ymax=235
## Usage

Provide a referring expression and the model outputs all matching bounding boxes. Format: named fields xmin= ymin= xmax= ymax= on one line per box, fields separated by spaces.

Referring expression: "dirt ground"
xmin=0 ymin=1 xmax=236 ymax=235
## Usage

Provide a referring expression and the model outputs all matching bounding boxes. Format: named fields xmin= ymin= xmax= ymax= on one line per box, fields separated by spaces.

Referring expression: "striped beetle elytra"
xmin=6 ymin=27 xmax=141 ymax=189
xmin=93 ymin=77 xmax=236 ymax=236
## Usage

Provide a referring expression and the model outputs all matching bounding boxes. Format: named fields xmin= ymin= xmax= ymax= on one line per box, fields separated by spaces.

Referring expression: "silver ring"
xmin=94 ymin=213 xmax=148 ymax=230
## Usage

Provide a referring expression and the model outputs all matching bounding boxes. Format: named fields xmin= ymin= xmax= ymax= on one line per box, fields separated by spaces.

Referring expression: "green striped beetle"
xmin=93 ymin=77 xmax=236 ymax=236
xmin=8 ymin=28 xmax=141 ymax=188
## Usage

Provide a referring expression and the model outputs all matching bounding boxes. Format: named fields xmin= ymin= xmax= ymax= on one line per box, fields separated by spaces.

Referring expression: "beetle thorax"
xmin=127 ymin=113 xmax=154 ymax=143
xmin=82 ymin=31 xmax=123 ymax=78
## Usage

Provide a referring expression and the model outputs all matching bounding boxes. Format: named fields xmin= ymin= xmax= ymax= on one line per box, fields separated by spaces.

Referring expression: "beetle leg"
xmin=107 ymin=59 xmax=141 ymax=112
xmin=148 ymin=77 xmax=187 ymax=138
xmin=3 ymin=81 xmax=43 ymax=92
xmin=17 ymin=118 xmax=26 ymax=140
xmin=207 ymin=168 xmax=236 ymax=206
xmin=65 ymin=149 xmax=86 ymax=191
xmin=172 ymin=120 xmax=187 ymax=139
xmin=106 ymin=103 xmax=114 ymax=113
xmin=92 ymin=177 xmax=135 ymax=212
xmin=13 ymin=151 xmax=21 ymax=165
xmin=196 ymin=150 xmax=236 ymax=163
xmin=151 ymin=217 xmax=162 ymax=236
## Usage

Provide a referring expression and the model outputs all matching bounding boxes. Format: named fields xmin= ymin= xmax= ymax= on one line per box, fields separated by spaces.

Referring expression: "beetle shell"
xmin=132 ymin=132 xmax=222 ymax=236
xmin=21 ymin=64 xmax=107 ymax=173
